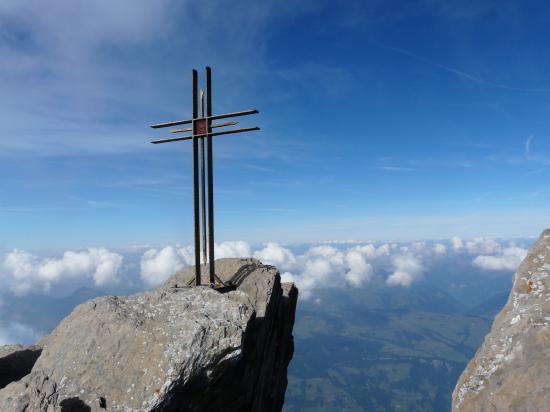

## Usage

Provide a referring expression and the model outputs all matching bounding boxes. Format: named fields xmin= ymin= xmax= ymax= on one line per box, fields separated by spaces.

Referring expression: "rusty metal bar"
xmin=151 ymin=118 xmax=193 ymax=129
xmin=206 ymin=66 xmax=215 ymax=285
xmin=209 ymin=109 xmax=258 ymax=121
xmin=169 ymin=126 xmax=193 ymax=134
xmin=211 ymin=120 xmax=238 ymax=128
xmin=170 ymin=120 xmax=238 ymax=134
xmin=192 ymin=69 xmax=201 ymax=286
xmin=150 ymin=109 xmax=257 ymax=129
xmin=151 ymin=126 xmax=259 ymax=144
xmin=200 ymin=90 xmax=207 ymax=266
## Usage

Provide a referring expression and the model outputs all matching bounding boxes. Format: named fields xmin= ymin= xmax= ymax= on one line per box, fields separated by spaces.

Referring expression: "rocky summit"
xmin=0 ymin=258 xmax=298 ymax=412
xmin=452 ymin=229 xmax=550 ymax=411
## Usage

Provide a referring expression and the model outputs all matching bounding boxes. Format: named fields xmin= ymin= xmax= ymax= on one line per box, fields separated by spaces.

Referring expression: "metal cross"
xmin=150 ymin=67 xmax=259 ymax=287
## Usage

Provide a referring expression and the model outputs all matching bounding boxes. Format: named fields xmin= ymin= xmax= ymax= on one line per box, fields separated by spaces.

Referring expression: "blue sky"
xmin=1 ymin=0 xmax=550 ymax=251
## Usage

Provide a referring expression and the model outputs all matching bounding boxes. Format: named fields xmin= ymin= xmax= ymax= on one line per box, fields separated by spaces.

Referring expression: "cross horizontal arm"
xmin=151 ymin=126 xmax=260 ymax=144
xmin=170 ymin=120 xmax=238 ymax=134
xmin=209 ymin=109 xmax=258 ymax=121
xmin=150 ymin=118 xmax=192 ymax=129
xmin=150 ymin=109 xmax=258 ymax=129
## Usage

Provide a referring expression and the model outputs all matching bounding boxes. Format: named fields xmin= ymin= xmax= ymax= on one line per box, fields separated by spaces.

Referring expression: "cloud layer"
xmin=140 ymin=241 xmax=253 ymax=287
xmin=1 ymin=236 xmax=529 ymax=299
xmin=2 ymin=248 xmax=123 ymax=295
xmin=473 ymin=246 xmax=528 ymax=271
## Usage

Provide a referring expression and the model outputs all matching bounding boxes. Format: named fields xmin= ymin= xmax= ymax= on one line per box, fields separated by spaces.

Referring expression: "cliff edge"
xmin=0 ymin=258 xmax=298 ymax=411
xmin=452 ymin=230 xmax=550 ymax=411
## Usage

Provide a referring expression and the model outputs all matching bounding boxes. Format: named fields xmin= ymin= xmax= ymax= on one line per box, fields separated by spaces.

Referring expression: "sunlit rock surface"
xmin=0 ymin=258 xmax=298 ymax=411
xmin=452 ymin=229 xmax=550 ymax=411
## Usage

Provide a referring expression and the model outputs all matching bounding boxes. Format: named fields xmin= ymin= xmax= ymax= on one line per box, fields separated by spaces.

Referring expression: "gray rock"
xmin=452 ymin=229 xmax=550 ymax=411
xmin=0 ymin=258 xmax=298 ymax=411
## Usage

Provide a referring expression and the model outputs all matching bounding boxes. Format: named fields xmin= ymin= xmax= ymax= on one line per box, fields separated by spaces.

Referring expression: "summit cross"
xmin=150 ymin=67 xmax=259 ymax=287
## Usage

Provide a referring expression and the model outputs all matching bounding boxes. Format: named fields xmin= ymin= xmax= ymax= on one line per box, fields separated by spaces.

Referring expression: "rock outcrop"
xmin=452 ymin=230 xmax=550 ymax=411
xmin=0 ymin=258 xmax=298 ymax=411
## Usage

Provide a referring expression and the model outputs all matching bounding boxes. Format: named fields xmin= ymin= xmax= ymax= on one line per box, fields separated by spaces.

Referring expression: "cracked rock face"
xmin=452 ymin=229 xmax=550 ymax=411
xmin=0 ymin=258 xmax=298 ymax=411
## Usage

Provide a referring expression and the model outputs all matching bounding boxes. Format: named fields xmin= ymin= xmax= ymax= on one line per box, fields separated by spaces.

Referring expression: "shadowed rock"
xmin=452 ymin=229 xmax=550 ymax=411
xmin=0 ymin=258 xmax=298 ymax=411
xmin=0 ymin=344 xmax=42 ymax=390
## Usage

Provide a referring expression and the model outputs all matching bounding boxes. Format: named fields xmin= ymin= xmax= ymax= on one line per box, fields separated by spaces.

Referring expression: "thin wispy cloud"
xmin=0 ymin=205 xmax=54 ymax=215
xmin=241 ymin=164 xmax=279 ymax=173
xmin=373 ymin=42 xmax=550 ymax=93
xmin=524 ymin=167 xmax=545 ymax=176
xmin=0 ymin=1 xmax=304 ymax=158
xmin=65 ymin=195 xmax=136 ymax=209
xmin=375 ymin=166 xmax=416 ymax=172
xmin=525 ymin=134 xmax=534 ymax=156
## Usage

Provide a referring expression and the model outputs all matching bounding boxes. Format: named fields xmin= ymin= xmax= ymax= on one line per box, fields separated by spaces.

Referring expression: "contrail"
xmin=371 ymin=41 xmax=550 ymax=93
xmin=525 ymin=134 xmax=534 ymax=156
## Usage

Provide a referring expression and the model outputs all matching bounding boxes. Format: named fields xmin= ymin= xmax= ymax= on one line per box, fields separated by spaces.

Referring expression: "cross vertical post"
xmin=191 ymin=69 xmax=201 ymax=285
xmin=206 ymin=66 xmax=215 ymax=285
xmin=200 ymin=90 xmax=207 ymax=266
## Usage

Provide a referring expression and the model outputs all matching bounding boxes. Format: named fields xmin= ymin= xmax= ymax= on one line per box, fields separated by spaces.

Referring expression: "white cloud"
xmin=433 ymin=243 xmax=447 ymax=254
xmin=465 ymin=237 xmax=501 ymax=254
xmin=254 ymin=242 xmax=296 ymax=271
xmin=0 ymin=1 xmax=175 ymax=56
xmin=3 ymin=250 xmax=37 ymax=295
xmin=386 ymin=255 xmax=424 ymax=287
xmin=451 ymin=236 xmax=464 ymax=251
xmin=0 ymin=321 xmax=42 ymax=345
xmin=280 ymin=271 xmax=296 ymax=283
xmin=352 ymin=243 xmax=390 ymax=258
xmin=140 ymin=246 xmax=194 ymax=287
xmin=344 ymin=250 xmax=373 ymax=287
xmin=215 ymin=241 xmax=251 ymax=259
xmin=411 ymin=241 xmax=426 ymax=252
xmin=3 ymin=248 xmax=123 ymax=295
xmin=472 ymin=246 xmax=528 ymax=272
xmin=255 ymin=241 xmax=439 ymax=298
xmin=271 ymin=243 xmax=378 ymax=299
xmin=320 ymin=240 xmax=358 ymax=245
xmin=449 ymin=236 xmax=504 ymax=255
xmin=307 ymin=245 xmax=344 ymax=266
xmin=140 ymin=241 xmax=252 ymax=287
xmin=90 ymin=249 xmax=124 ymax=286
xmin=0 ymin=0 xmax=323 ymax=160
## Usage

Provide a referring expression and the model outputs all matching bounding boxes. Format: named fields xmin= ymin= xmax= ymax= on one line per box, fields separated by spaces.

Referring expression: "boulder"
xmin=0 ymin=258 xmax=298 ymax=411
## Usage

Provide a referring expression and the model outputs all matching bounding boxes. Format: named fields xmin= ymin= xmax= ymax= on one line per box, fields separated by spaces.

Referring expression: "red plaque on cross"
xmin=195 ymin=119 xmax=206 ymax=134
